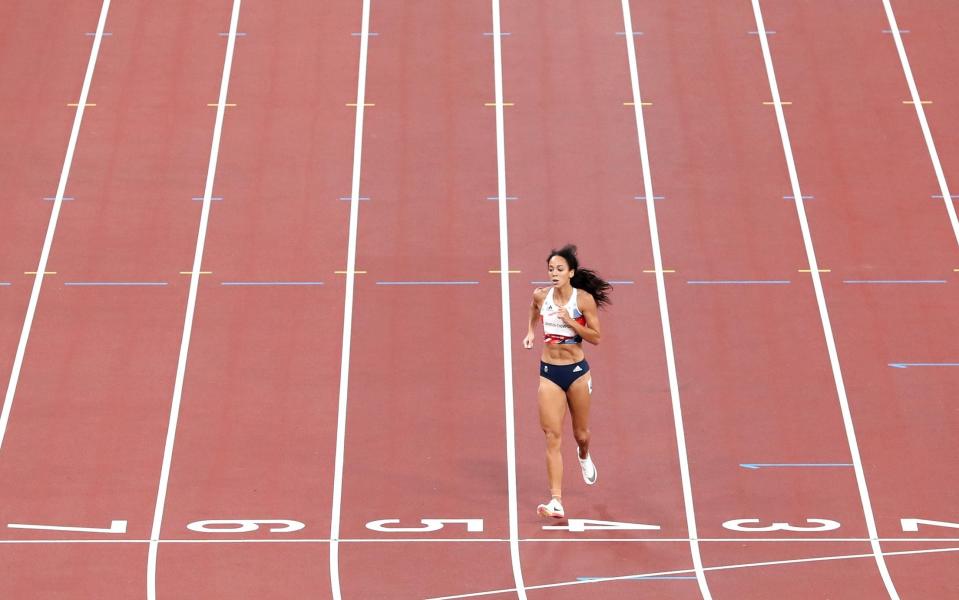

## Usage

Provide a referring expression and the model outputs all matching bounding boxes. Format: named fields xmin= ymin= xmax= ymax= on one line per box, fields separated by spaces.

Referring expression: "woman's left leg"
xmin=566 ymin=373 xmax=592 ymax=459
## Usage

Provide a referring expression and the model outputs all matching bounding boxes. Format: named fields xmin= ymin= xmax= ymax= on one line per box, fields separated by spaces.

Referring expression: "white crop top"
xmin=540 ymin=288 xmax=586 ymax=344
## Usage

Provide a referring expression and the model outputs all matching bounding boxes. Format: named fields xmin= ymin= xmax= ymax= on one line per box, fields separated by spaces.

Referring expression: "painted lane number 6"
xmin=186 ymin=519 xmax=305 ymax=533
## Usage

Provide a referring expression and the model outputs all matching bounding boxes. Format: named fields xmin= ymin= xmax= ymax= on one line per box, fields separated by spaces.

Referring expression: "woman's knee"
xmin=573 ymin=428 xmax=590 ymax=446
xmin=542 ymin=427 xmax=562 ymax=450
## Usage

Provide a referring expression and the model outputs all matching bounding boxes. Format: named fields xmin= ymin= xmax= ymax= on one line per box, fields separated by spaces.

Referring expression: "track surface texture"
xmin=2 ymin=1 xmax=958 ymax=598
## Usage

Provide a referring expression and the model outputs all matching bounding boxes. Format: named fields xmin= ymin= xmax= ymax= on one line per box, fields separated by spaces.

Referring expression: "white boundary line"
xmin=619 ymin=1 xmax=712 ymax=598
xmin=881 ymin=0 xmax=959 ymax=249
xmin=749 ymin=1 xmax=899 ymax=597
xmin=489 ymin=1 xmax=527 ymax=599
xmin=145 ymin=2 xmax=242 ymax=598
xmin=329 ymin=0 xmax=372 ymax=597
xmin=4 ymin=536 xmax=959 ymax=544
xmin=425 ymin=544 xmax=959 ymax=599
xmin=0 ymin=0 xmax=112 ymax=452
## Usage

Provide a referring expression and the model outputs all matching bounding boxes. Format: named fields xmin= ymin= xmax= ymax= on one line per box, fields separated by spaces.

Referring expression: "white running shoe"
xmin=578 ymin=450 xmax=598 ymax=485
xmin=536 ymin=498 xmax=565 ymax=519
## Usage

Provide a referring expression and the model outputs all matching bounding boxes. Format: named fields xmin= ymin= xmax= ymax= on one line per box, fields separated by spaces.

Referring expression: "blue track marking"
xmin=351 ymin=32 xmax=379 ymax=36
xmin=84 ymin=32 xmax=112 ymax=36
xmin=882 ymin=29 xmax=910 ymax=34
xmin=784 ymin=194 xmax=814 ymax=200
xmin=740 ymin=463 xmax=853 ymax=470
xmin=192 ymin=196 xmax=224 ymax=201
xmin=64 ymin=282 xmax=169 ymax=287
xmin=220 ymin=281 xmax=324 ymax=286
xmin=842 ymin=280 xmax=946 ymax=284
xmin=749 ymin=30 xmax=777 ymax=35
xmin=577 ymin=576 xmax=696 ymax=582
xmin=687 ymin=280 xmax=791 ymax=285
xmin=634 ymin=195 xmax=665 ymax=200
xmin=888 ymin=362 xmax=959 ymax=369
xmin=219 ymin=32 xmax=247 ymax=36
xmin=43 ymin=196 xmax=75 ymax=201
xmin=483 ymin=32 xmax=512 ymax=36
xmin=932 ymin=194 xmax=959 ymax=199
xmin=615 ymin=31 xmax=644 ymax=36
xmin=0 ymin=283 xmax=11 ymax=287
xmin=376 ymin=281 xmax=479 ymax=286
xmin=486 ymin=195 xmax=518 ymax=200
xmin=339 ymin=196 xmax=370 ymax=201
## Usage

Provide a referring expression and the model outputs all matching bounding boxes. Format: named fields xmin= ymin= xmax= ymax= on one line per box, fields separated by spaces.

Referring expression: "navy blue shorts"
xmin=540 ymin=359 xmax=590 ymax=392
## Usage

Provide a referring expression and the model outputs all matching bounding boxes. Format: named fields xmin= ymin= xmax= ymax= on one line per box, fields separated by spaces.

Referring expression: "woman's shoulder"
xmin=573 ymin=287 xmax=597 ymax=306
xmin=572 ymin=286 xmax=594 ymax=298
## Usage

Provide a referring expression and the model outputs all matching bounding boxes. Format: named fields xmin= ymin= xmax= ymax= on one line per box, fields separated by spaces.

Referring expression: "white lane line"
xmin=145 ymin=2 xmax=242 ymax=599
xmin=749 ymin=1 xmax=900 ymax=598
xmin=619 ymin=1 xmax=712 ymax=598
xmin=424 ymin=544 xmax=959 ymax=599
xmin=489 ymin=0 xmax=527 ymax=598
xmin=5 ymin=536 xmax=959 ymax=544
xmin=0 ymin=0 xmax=112 ymax=452
xmin=329 ymin=0 xmax=372 ymax=597
xmin=881 ymin=0 xmax=959 ymax=250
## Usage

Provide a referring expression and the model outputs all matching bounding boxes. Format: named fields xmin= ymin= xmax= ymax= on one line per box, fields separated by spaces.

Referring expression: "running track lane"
xmin=333 ymin=2 xmax=518 ymax=598
xmin=0 ymin=2 xmax=234 ymax=597
xmin=151 ymin=1 xmax=359 ymax=596
xmin=624 ymin=1 xmax=893 ymax=597
xmin=498 ymin=2 xmax=703 ymax=598
xmin=764 ymin=1 xmax=959 ymax=596
xmin=893 ymin=0 xmax=959 ymax=198
xmin=0 ymin=0 xmax=95 ymax=376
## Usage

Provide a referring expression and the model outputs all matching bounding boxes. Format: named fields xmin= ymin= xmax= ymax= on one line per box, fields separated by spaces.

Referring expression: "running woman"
xmin=523 ymin=244 xmax=611 ymax=518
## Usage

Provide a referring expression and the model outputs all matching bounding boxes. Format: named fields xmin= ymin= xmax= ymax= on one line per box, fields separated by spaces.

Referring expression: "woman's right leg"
xmin=538 ymin=377 xmax=568 ymax=500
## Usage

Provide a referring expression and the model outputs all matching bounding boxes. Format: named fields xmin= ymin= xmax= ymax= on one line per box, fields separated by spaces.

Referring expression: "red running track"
xmin=2 ymin=0 xmax=959 ymax=598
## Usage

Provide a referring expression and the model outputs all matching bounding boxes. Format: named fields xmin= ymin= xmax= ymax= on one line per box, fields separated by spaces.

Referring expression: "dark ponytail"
xmin=547 ymin=244 xmax=612 ymax=309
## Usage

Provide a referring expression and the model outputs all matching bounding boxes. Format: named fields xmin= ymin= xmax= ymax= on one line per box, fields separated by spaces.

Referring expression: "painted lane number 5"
xmin=365 ymin=518 xmax=484 ymax=533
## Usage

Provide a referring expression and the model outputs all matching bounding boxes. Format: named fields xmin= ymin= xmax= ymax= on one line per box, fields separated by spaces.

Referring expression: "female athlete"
xmin=523 ymin=244 xmax=612 ymax=518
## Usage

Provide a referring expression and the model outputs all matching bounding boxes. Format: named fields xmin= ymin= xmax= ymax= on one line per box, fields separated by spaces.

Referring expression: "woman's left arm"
xmin=560 ymin=293 xmax=601 ymax=345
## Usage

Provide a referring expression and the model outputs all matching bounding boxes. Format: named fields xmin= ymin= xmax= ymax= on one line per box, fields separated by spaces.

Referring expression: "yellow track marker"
xmin=489 ymin=270 xmax=521 ymax=274
xmin=799 ymin=269 xmax=831 ymax=273
xmin=763 ymin=101 xmax=792 ymax=105
xmin=624 ymin=102 xmax=653 ymax=106
xmin=346 ymin=103 xmax=375 ymax=107
xmin=643 ymin=269 xmax=675 ymax=273
xmin=24 ymin=271 xmax=56 ymax=275
xmin=902 ymin=100 xmax=932 ymax=105
xmin=179 ymin=271 xmax=212 ymax=275
xmin=485 ymin=102 xmax=514 ymax=107
xmin=335 ymin=270 xmax=367 ymax=274
xmin=67 ymin=103 xmax=95 ymax=107
xmin=207 ymin=103 xmax=236 ymax=107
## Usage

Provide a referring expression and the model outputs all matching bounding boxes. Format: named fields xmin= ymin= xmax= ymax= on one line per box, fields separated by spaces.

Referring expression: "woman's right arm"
xmin=523 ymin=288 xmax=546 ymax=349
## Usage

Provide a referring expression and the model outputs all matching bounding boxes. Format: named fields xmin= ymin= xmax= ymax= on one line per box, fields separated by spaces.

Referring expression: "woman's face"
xmin=548 ymin=256 xmax=573 ymax=288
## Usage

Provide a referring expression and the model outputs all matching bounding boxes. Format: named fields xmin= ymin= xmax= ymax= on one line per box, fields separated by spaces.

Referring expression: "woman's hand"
xmin=554 ymin=309 xmax=573 ymax=325
xmin=522 ymin=331 xmax=534 ymax=349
